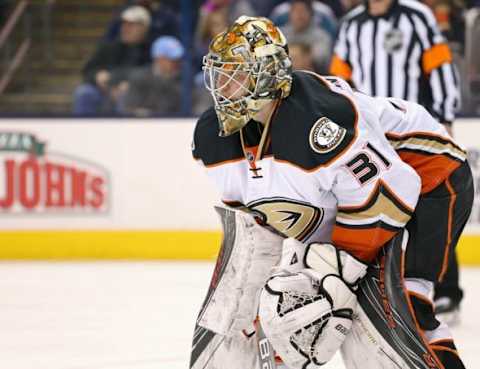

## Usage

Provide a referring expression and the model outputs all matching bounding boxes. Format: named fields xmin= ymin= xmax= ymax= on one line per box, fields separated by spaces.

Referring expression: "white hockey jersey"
xmin=193 ymin=71 xmax=421 ymax=262
xmin=353 ymin=93 xmax=467 ymax=194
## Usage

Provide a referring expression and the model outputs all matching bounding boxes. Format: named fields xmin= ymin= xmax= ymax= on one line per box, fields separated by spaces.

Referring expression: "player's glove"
xmin=304 ymin=242 xmax=368 ymax=289
xmin=258 ymin=239 xmax=368 ymax=368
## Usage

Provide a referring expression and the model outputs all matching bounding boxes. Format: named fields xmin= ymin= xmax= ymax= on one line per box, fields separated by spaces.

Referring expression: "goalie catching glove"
xmin=258 ymin=240 xmax=368 ymax=368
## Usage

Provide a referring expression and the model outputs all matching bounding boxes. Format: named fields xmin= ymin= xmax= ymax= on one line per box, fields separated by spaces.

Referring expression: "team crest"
xmin=309 ymin=117 xmax=346 ymax=154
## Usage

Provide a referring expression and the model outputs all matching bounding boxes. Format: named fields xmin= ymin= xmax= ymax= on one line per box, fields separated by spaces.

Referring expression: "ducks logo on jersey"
xmin=248 ymin=198 xmax=324 ymax=241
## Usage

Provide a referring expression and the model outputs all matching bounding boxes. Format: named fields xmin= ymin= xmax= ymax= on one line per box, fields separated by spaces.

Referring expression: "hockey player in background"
xmin=191 ymin=16 xmax=472 ymax=369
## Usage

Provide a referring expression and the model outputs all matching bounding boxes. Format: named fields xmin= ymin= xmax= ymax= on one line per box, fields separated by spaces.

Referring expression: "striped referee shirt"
xmin=330 ymin=0 xmax=459 ymax=123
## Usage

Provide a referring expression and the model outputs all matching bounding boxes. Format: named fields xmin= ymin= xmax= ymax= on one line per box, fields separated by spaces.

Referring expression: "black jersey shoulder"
xmin=271 ymin=71 xmax=358 ymax=170
xmin=192 ymin=107 xmax=244 ymax=166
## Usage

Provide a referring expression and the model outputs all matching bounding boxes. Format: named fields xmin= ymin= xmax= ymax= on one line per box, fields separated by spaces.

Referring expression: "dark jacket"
xmin=82 ymin=41 xmax=151 ymax=86
xmin=122 ymin=66 xmax=182 ymax=116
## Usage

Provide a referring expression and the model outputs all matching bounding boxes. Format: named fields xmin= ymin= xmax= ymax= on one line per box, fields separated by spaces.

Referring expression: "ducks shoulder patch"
xmin=309 ymin=117 xmax=346 ymax=154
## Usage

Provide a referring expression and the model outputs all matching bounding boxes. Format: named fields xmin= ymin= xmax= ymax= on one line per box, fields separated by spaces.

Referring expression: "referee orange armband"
xmin=329 ymin=54 xmax=353 ymax=81
xmin=422 ymin=43 xmax=452 ymax=74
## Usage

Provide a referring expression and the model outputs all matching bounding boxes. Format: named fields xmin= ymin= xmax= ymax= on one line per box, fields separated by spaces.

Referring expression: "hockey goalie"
xmin=190 ymin=16 xmax=472 ymax=369
xmin=189 ymin=207 xmax=454 ymax=369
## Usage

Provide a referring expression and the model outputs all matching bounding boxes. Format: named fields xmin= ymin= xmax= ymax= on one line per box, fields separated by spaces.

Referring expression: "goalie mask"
xmin=203 ymin=16 xmax=293 ymax=136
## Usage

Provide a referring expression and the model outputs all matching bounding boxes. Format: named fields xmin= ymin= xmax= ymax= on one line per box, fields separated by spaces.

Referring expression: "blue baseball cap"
xmin=151 ymin=36 xmax=185 ymax=60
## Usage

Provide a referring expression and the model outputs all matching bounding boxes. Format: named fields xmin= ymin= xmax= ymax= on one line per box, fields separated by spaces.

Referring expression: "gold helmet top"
xmin=203 ymin=16 xmax=292 ymax=136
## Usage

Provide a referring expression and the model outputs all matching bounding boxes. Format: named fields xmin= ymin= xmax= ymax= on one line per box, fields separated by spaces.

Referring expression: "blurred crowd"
xmin=72 ymin=0 xmax=480 ymax=118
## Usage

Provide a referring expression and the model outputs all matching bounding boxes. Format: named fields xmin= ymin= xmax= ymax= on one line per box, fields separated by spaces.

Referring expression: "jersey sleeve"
xmin=371 ymin=95 xmax=467 ymax=194
xmin=192 ymin=108 xmax=246 ymax=205
xmin=312 ymin=94 xmax=421 ymax=262
xmin=375 ymin=95 xmax=447 ymax=136
xmin=330 ymin=154 xmax=420 ymax=262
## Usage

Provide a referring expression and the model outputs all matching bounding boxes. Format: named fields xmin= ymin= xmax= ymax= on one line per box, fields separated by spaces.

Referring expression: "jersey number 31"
xmin=345 ymin=143 xmax=391 ymax=185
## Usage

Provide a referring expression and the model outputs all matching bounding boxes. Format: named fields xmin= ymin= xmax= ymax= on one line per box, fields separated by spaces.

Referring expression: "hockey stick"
xmin=255 ymin=318 xmax=277 ymax=369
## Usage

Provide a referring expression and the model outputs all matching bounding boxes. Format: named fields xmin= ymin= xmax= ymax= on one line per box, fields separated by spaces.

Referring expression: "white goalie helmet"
xmin=203 ymin=16 xmax=293 ymax=136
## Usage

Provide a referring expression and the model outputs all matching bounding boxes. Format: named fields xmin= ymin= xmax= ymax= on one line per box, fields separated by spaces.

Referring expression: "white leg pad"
xmin=197 ymin=206 xmax=284 ymax=336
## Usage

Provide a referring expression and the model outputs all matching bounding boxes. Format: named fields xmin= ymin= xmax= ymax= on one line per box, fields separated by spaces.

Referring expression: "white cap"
xmin=121 ymin=5 xmax=151 ymax=27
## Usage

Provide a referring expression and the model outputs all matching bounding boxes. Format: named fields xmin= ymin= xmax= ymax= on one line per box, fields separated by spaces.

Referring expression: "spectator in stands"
xmin=249 ymin=0 xmax=284 ymax=17
xmin=192 ymin=76 xmax=212 ymax=116
xmin=289 ymin=41 xmax=321 ymax=73
xmin=423 ymin=0 xmax=466 ymax=51
xmin=340 ymin=0 xmax=363 ymax=13
xmin=194 ymin=6 xmax=229 ymax=69
xmin=193 ymin=1 xmax=256 ymax=71
xmin=73 ymin=6 xmax=152 ymax=116
xmin=0 ymin=0 xmax=11 ymax=26
xmin=118 ymin=35 xmax=184 ymax=117
xmin=270 ymin=0 xmax=338 ymax=40
xmin=322 ymin=0 xmax=348 ymax=17
xmin=279 ymin=0 xmax=334 ymax=73
xmin=104 ymin=0 xmax=180 ymax=43
xmin=198 ymin=0 xmax=256 ymax=23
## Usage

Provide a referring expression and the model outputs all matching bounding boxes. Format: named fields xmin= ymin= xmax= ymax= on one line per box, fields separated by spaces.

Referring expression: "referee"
xmin=330 ymin=0 xmax=459 ymax=130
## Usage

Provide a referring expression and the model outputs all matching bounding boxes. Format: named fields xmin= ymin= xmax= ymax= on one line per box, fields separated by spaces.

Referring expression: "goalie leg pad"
xmin=190 ymin=326 xmax=260 ymax=369
xmin=197 ymin=206 xmax=283 ymax=336
xmin=258 ymin=271 xmax=357 ymax=369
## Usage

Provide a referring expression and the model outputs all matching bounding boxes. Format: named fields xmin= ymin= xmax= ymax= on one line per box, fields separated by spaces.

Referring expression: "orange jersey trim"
xmin=422 ymin=43 xmax=452 ymax=74
xmin=438 ymin=178 xmax=456 ymax=282
xmin=333 ymin=180 xmax=415 ymax=262
xmin=332 ymin=225 xmax=397 ymax=262
xmin=396 ymin=151 xmax=460 ymax=194
xmin=329 ymin=54 xmax=353 ymax=80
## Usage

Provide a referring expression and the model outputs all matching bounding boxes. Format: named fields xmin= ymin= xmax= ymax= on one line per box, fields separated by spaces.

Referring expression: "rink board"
xmin=0 ymin=119 xmax=479 ymax=263
xmin=0 ymin=231 xmax=479 ymax=264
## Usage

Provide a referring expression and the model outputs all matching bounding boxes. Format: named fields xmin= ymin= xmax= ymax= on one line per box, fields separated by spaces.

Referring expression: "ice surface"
xmin=0 ymin=262 xmax=478 ymax=369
